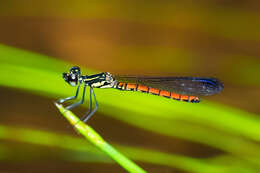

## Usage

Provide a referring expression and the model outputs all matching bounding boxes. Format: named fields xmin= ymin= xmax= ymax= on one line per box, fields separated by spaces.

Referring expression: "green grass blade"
xmin=55 ymin=103 xmax=146 ymax=173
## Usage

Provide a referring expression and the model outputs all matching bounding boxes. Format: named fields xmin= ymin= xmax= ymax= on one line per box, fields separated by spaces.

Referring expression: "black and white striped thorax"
xmin=82 ymin=72 xmax=117 ymax=88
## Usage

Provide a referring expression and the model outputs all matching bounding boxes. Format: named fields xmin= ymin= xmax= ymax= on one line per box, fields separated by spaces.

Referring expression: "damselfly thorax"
xmin=57 ymin=66 xmax=224 ymax=122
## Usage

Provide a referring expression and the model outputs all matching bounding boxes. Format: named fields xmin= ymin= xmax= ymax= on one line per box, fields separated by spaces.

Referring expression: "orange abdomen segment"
xmin=159 ymin=90 xmax=171 ymax=98
xmin=180 ymin=95 xmax=189 ymax=102
xmin=126 ymin=83 xmax=138 ymax=90
xmin=170 ymin=92 xmax=181 ymax=100
xmin=115 ymin=82 xmax=200 ymax=103
xmin=137 ymin=85 xmax=149 ymax=92
xmin=148 ymin=88 xmax=160 ymax=95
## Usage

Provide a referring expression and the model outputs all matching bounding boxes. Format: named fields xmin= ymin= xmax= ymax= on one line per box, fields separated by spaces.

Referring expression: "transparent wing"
xmin=113 ymin=76 xmax=224 ymax=96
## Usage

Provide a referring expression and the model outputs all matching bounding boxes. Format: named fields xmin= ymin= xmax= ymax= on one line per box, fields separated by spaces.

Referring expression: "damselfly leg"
xmin=57 ymin=83 xmax=81 ymax=104
xmin=65 ymin=84 xmax=86 ymax=110
xmin=56 ymin=84 xmax=98 ymax=122
xmin=84 ymin=87 xmax=93 ymax=116
xmin=81 ymin=87 xmax=99 ymax=122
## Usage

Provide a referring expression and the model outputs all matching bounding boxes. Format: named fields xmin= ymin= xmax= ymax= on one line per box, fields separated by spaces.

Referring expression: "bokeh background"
xmin=0 ymin=0 xmax=260 ymax=173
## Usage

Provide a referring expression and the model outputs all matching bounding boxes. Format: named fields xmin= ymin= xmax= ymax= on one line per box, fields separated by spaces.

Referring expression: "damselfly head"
xmin=63 ymin=66 xmax=81 ymax=86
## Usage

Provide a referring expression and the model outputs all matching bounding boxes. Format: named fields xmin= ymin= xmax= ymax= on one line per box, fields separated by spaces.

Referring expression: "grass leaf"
xmin=55 ymin=103 xmax=146 ymax=173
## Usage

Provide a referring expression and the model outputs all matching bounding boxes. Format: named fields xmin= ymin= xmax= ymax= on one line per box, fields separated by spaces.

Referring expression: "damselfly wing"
xmin=113 ymin=76 xmax=224 ymax=96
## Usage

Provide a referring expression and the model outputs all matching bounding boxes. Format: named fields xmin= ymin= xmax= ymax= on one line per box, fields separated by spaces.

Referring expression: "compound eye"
xmin=63 ymin=73 xmax=69 ymax=82
xmin=70 ymin=66 xmax=81 ymax=75
xmin=67 ymin=73 xmax=78 ymax=86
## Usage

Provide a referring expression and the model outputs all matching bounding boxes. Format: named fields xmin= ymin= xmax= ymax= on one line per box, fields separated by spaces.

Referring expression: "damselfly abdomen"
xmin=57 ymin=66 xmax=224 ymax=122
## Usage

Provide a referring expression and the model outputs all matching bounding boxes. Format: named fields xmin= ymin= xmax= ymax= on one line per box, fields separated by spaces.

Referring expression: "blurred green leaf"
xmin=0 ymin=125 xmax=239 ymax=173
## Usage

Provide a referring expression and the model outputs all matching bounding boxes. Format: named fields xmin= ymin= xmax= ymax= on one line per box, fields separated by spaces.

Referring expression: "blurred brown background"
xmin=0 ymin=0 xmax=260 ymax=172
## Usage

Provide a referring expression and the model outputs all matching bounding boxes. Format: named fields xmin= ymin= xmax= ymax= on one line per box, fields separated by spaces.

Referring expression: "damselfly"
xmin=57 ymin=66 xmax=224 ymax=122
